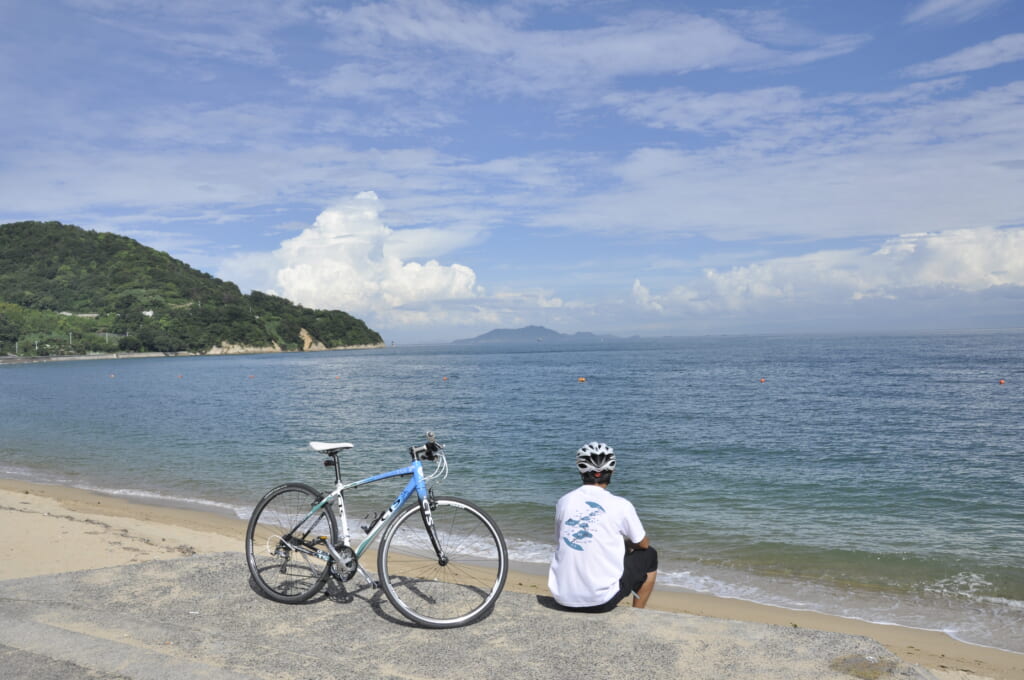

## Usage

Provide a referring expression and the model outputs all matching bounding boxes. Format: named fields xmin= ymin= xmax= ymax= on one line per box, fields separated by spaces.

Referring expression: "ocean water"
xmin=2 ymin=331 xmax=1022 ymax=652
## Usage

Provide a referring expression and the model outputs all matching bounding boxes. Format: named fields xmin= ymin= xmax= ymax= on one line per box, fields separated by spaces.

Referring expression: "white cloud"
xmin=903 ymin=33 xmax=1024 ymax=78
xmin=633 ymin=226 xmax=1024 ymax=316
xmin=66 ymin=0 xmax=311 ymax=64
xmin=905 ymin=0 xmax=1005 ymax=24
xmin=605 ymin=78 xmax=966 ymax=143
xmin=605 ymin=86 xmax=809 ymax=135
xmin=300 ymin=63 xmax=432 ymax=101
xmin=554 ymin=81 xmax=1024 ymax=241
xmin=220 ymin=192 xmax=484 ymax=327
xmin=631 ymin=279 xmax=663 ymax=312
xmin=314 ymin=2 xmax=866 ymax=100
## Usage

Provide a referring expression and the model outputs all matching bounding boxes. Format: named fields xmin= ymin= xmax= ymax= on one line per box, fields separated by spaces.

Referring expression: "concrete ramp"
xmin=0 ymin=553 xmax=932 ymax=680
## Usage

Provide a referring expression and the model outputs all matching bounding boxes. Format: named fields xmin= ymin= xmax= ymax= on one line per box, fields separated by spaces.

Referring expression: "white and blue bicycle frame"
xmin=304 ymin=449 xmax=448 ymax=584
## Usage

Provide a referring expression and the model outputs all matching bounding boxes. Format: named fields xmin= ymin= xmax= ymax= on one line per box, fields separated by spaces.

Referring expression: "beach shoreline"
xmin=1 ymin=477 xmax=1021 ymax=680
xmin=0 ymin=342 xmax=387 ymax=366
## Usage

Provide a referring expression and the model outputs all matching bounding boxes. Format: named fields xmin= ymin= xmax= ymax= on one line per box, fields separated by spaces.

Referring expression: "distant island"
xmin=0 ymin=220 xmax=383 ymax=358
xmin=452 ymin=325 xmax=618 ymax=345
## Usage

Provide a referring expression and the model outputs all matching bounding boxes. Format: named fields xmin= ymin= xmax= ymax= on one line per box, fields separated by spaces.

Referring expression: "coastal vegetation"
xmin=0 ymin=221 xmax=382 ymax=356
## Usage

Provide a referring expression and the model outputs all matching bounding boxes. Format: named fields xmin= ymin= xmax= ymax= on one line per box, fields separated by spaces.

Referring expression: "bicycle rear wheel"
xmin=377 ymin=496 xmax=508 ymax=628
xmin=245 ymin=483 xmax=337 ymax=603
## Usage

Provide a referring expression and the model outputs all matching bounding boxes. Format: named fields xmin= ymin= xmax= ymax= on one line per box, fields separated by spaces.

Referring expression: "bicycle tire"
xmin=377 ymin=496 xmax=508 ymax=628
xmin=245 ymin=482 xmax=337 ymax=603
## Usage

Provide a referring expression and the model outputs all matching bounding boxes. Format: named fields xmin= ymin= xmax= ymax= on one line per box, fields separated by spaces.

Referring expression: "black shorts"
xmin=561 ymin=547 xmax=658 ymax=613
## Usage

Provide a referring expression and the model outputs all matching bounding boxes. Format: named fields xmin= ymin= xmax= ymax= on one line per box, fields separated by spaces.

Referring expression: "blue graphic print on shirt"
xmin=561 ymin=501 xmax=606 ymax=551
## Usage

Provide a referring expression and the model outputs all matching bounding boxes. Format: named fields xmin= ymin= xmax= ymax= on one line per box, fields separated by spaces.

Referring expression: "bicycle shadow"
xmin=245 ymin=574 xmax=331 ymax=605
xmin=246 ymin=573 xmax=497 ymax=628
xmin=244 ymin=571 xmax=416 ymax=626
xmin=328 ymin=577 xmax=431 ymax=627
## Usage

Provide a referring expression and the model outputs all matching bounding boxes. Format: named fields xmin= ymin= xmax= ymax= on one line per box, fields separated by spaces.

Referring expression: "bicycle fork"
xmin=419 ymin=490 xmax=449 ymax=566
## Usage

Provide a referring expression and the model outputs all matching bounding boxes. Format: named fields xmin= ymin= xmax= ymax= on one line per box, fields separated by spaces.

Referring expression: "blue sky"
xmin=2 ymin=0 xmax=1023 ymax=343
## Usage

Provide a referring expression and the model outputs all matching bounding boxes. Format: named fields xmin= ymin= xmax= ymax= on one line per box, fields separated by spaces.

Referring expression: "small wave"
xmin=658 ymin=569 xmax=769 ymax=601
xmin=505 ymin=537 xmax=555 ymax=564
xmin=0 ymin=465 xmax=70 ymax=484
xmin=977 ymin=596 xmax=1024 ymax=611
xmin=78 ymin=485 xmax=248 ymax=519
xmin=0 ymin=466 xmax=250 ymax=518
xmin=923 ymin=571 xmax=994 ymax=598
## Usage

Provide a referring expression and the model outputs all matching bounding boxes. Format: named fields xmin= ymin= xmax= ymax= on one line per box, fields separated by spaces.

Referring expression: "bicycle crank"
xmin=329 ymin=544 xmax=358 ymax=581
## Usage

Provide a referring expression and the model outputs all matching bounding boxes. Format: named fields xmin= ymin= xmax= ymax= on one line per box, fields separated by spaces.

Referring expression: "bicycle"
xmin=245 ymin=432 xmax=508 ymax=628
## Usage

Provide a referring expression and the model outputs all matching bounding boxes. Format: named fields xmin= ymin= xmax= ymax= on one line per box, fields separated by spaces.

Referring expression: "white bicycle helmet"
xmin=576 ymin=442 xmax=616 ymax=474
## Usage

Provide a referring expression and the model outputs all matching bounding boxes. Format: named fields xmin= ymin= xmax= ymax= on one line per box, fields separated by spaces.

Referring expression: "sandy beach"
xmin=1 ymin=477 xmax=1021 ymax=680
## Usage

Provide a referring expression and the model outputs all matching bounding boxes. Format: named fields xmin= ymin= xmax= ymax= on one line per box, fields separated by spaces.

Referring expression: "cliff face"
xmin=299 ymin=328 xmax=325 ymax=351
xmin=205 ymin=342 xmax=283 ymax=355
xmin=206 ymin=333 xmax=384 ymax=355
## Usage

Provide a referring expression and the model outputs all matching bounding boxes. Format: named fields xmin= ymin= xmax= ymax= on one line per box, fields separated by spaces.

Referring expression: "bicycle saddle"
xmin=309 ymin=442 xmax=354 ymax=455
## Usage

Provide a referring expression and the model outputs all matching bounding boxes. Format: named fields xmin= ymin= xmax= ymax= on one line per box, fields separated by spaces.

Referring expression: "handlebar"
xmin=409 ymin=431 xmax=444 ymax=461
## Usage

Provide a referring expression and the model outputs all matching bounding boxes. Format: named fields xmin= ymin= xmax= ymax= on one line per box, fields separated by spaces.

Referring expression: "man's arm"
xmin=626 ymin=535 xmax=650 ymax=551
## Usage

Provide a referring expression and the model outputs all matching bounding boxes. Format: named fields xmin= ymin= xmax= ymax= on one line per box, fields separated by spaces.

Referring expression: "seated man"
xmin=548 ymin=442 xmax=658 ymax=611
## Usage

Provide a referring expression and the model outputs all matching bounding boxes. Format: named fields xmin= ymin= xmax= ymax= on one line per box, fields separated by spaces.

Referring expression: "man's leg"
xmin=621 ymin=546 xmax=658 ymax=608
xmin=632 ymin=568 xmax=657 ymax=608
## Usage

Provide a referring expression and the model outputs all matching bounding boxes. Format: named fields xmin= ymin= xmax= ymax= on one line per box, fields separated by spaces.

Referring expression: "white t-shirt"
xmin=547 ymin=484 xmax=646 ymax=608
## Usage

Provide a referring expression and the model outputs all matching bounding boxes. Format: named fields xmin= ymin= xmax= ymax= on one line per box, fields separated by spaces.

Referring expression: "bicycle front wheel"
xmin=377 ymin=496 xmax=508 ymax=628
xmin=245 ymin=483 xmax=337 ymax=603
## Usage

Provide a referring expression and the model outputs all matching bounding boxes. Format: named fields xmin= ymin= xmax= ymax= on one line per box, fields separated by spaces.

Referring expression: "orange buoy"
xmin=248 ymin=375 xmax=255 ymax=379
xmin=999 ymin=379 xmax=1006 ymax=385
xmin=443 ymin=376 xmax=448 ymax=381
xmin=760 ymin=378 xmax=766 ymax=383
xmin=578 ymin=377 xmax=586 ymax=382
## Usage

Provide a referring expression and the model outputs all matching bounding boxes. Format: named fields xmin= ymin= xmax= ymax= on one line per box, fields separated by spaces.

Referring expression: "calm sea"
xmin=2 ymin=331 xmax=1022 ymax=652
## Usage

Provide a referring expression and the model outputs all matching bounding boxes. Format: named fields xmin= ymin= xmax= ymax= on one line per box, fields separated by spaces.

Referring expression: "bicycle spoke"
xmin=378 ymin=497 xmax=508 ymax=628
xmin=246 ymin=440 xmax=508 ymax=628
xmin=245 ymin=484 xmax=336 ymax=603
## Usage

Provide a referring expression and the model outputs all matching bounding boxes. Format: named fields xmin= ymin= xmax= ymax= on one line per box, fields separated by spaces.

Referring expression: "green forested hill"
xmin=0 ymin=221 xmax=383 ymax=356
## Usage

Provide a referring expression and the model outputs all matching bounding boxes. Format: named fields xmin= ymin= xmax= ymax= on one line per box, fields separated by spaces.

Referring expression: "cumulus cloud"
xmin=631 ymin=279 xmax=663 ymax=313
xmin=219 ymin=192 xmax=484 ymax=327
xmin=903 ymin=33 xmax=1024 ymax=78
xmin=633 ymin=226 xmax=1024 ymax=315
